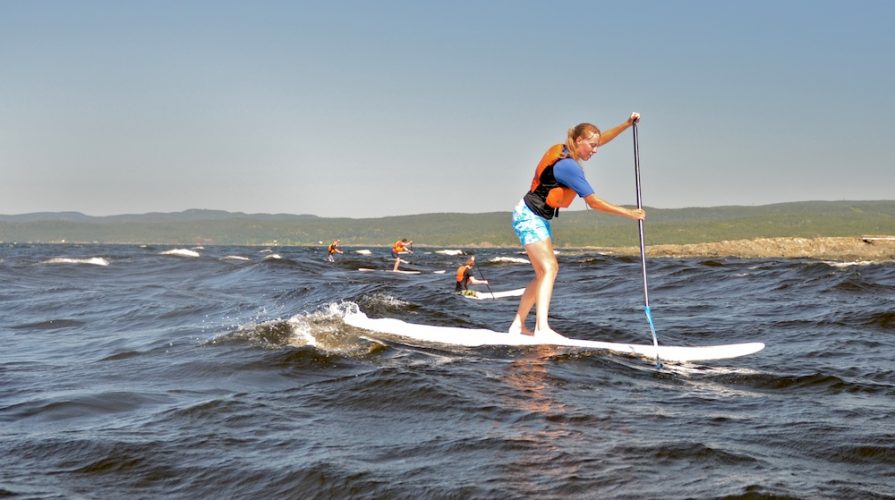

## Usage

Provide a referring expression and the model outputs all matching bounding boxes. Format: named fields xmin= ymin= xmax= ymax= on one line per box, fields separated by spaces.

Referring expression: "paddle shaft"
xmin=632 ymin=122 xmax=650 ymax=307
xmin=632 ymin=121 xmax=661 ymax=368
xmin=473 ymin=262 xmax=496 ymax=298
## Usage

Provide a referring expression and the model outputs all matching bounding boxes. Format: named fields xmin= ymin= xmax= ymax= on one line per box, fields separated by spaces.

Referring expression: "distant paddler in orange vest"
xmin=326 ymin=240 xmax=343 ymax=262
xmin=509 ymin=113 xmax=646 ymax=337
xmin=391 ymin=238 xmax=414 ymax=272
xmin=455 ymin=255 xmax=488 ymax=296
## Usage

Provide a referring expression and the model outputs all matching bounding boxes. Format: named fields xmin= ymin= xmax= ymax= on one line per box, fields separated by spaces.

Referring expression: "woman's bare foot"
xmin=534 ymin=327 xmax=565 ymax=341
xmin=508 ymin=322 xmax=534 ymax=336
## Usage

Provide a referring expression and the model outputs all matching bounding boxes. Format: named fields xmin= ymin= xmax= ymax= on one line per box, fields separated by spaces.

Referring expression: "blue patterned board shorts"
xmin=512 ymin=199 xmax=552 ymax=246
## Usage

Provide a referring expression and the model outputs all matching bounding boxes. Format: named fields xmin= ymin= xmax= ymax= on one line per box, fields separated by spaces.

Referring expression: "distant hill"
xmin=2 ymin=201 xmax=894 ymax=247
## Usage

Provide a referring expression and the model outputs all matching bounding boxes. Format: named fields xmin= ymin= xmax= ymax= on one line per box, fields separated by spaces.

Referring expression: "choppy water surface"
xmin=1 ymin=244 xmax=893 ymax=498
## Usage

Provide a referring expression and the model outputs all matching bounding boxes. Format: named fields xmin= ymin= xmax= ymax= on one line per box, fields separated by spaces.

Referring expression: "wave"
xmin=718 ymin=371 xmax=895 ymax=396
xmin=823 ymin=309 xmax=895 ymax=329
xmin=211 ymin=317 xmax=302 ymax=348
xmin=11 ymin=319 xmax=86 ymax=330
xmin=613 ymin=442 xmax=759 ymax=465
xmin=823 ymin=259 xmax=895 ymax=268
xmin=489 ymin=256 xmax=530 ymax=264
xmin=43 ymin=257 xmax=110 ymax=266
xmin=435 ymin=249 xmax=464 ymax=256
xmin=160 ymin=249 xmax=200 ymax=258
xmin=354 ymin=294 xmax=411 ymax=315
xmin=221 ymin=255 xmax=250 ymax=261
xmin=4 ymin=391 xmax=173 ymax=422
xmin=208 ymin=302 xmax=376 ymax=357
xmin=823 ymin=443 xmax=895 ymax=466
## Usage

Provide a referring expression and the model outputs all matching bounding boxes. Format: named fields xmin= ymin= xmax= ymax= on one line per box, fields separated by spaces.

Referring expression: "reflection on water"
xmin=505 ymin=345 xmax=561 ymax=416
xmin=499 ymin=345 xmax=580 ymax=495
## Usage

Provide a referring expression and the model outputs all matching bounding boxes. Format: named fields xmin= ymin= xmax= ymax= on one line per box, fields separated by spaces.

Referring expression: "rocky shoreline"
xmin=598 ymin=237 xmax=895 ymax=262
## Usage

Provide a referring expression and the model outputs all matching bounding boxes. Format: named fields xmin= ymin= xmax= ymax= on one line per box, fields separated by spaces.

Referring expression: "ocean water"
xmin=1 ymin=243 xmax=893 ymax=499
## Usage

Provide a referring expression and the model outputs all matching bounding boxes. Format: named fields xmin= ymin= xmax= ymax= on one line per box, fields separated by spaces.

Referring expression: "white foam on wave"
xmin=489 ymin=256 xmax=530 ymax=264
xmin=359 ymin=293 xmax=410 ymax=308
xmin=355 ymin=249 xmax=372 ymax=255
xmin=263 ymin=254 xmax=282 ymax=260
xmin=282 ymin=302 xmax=386 ymax=355
xmin=824 ymin=260 xmax=884 ymax=268
xmin=160 ymin=249 xmax=200 ymax=258
xmin=436 ymin=249 xmax=464 ymax=256
xmin=285 ymin=316 xmax=318 ymax=347
xmin=222 ymin=255 xmax=250 ymax=261
xmin=44 ymin=257 xmax=110 ymax=266
xmin=210 ymin=302 xmax=391 ymax=355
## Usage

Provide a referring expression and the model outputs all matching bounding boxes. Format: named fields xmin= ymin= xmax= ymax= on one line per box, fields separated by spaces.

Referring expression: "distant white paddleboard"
xmin=462 ymin=288 xmax=526 ymax=300
xmin=343 ymin=312 xmax=765 ymax=362
xmin=357 ymin=268 xmax=421 ymax=275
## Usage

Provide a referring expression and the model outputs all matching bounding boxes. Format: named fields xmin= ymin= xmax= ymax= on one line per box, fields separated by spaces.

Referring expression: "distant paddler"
xmin=391 ymin=238 xmax=414 ymax=272
xmin=455 ymin=256 xmax=488 ymax=296
xmin=326 ymin=239 xmax=343 ymax=262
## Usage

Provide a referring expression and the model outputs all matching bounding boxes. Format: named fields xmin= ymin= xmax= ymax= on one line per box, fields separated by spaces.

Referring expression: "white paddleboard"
xmin=343 ymin=312 xmax=765 ymax=362
xmin=462 ymin=288 xmax=527 ymax=300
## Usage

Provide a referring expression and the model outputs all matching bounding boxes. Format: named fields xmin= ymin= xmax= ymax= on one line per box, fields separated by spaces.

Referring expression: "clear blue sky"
xmin=2 ymin=0 xmax=893 ymax=218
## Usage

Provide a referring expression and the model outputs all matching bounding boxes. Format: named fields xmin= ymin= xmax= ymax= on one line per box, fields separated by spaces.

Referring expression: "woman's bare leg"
xmin=509 ymin=277 xmax=537 ymax=334
xmin=509 ymin=238 xmax=558 ymax=335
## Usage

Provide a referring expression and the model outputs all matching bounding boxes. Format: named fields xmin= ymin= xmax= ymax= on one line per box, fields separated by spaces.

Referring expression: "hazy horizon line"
xmin=3 ymin=198 xmax=893 ymax=219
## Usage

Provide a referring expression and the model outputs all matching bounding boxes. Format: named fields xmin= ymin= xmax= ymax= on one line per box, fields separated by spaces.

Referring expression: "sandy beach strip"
xmin=594 ymin=236 xmax=895 ymax=262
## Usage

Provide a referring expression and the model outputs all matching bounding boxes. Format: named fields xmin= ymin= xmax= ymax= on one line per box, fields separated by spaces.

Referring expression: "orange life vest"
xmin=455 ymin=264 xmax=472 ymax=291
xmin=455 ymin=264 xmax=471 ymax=283
xmin=523 ymin=144 xmax=578 ymax=219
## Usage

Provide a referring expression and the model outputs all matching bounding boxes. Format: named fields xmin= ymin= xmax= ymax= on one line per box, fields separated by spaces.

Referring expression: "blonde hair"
xmin=566 ymin=123 xmax=601 ymax=161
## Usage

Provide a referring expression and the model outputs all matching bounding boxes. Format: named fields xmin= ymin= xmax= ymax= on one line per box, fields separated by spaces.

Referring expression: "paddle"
xmin=632 ymin=121 xmax=662 ymax=369
xmin=472 ymin=260 xmax=496 ymax=299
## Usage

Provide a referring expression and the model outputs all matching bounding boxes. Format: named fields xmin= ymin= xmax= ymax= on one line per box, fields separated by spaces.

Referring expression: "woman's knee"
xmin=534 ymin=258 xmax=558 ymax=279
xmin=544 ymin=259 xmax=559 ymax=278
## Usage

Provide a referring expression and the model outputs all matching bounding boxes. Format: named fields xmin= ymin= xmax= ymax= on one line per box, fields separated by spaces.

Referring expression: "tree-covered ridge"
xmin=2 ymin=201 xmax=894 ymax=247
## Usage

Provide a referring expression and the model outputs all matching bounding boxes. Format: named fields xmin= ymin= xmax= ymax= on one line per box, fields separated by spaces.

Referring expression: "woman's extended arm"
xmin=597 ymin=112 xmax=640 ymax=146
xmin=583 ymin=193 xmax=645 ymax=220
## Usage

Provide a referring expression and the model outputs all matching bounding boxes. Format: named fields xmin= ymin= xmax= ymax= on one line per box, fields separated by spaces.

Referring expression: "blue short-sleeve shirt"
xmin=553 ymin=158 xmax=595 ymax=198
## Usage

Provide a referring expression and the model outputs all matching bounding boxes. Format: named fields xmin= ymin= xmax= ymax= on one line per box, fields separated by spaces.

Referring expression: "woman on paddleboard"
xmin=509 ymin=113 xmax=645 ymax=337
